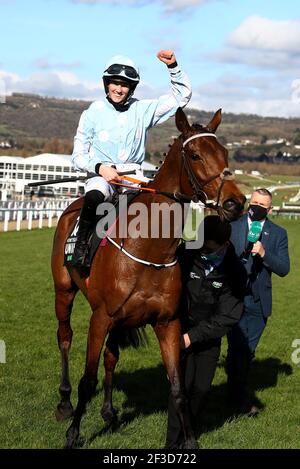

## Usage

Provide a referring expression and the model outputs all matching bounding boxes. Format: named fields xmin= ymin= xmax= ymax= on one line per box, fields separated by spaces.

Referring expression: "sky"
xmin=1 ymin=0 xmax=300 ymax=117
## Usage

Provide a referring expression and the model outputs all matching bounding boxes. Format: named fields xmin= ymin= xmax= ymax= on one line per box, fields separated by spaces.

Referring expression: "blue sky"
xmin=1 ymin=0 xmax=300 ymax=116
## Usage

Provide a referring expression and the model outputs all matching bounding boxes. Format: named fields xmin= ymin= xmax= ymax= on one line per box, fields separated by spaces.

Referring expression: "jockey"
xmin=71 ymin=49 xmax=192 ymax=272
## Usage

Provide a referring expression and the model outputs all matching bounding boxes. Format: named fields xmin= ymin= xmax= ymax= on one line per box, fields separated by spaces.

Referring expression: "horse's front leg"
xmin=65 ymin=309 xmax=111 ymax=449
xmin=153 ymin=319 xmax=198 ymax=450
xmin=101 ymin=331 xmax=119 ymax=425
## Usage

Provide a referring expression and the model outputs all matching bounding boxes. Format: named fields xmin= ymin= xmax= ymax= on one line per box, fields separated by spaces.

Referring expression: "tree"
xmin=260 ymin=135 xmax=268 ymax=144
xmin=293 ymin=132 xmax=300 ymax=145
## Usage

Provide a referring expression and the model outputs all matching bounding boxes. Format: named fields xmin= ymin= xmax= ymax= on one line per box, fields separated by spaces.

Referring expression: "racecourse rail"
xmin=1 ymin=198 xmax=300 ymax=232
xmin=0 ymin=199 xmax=73 ymax=231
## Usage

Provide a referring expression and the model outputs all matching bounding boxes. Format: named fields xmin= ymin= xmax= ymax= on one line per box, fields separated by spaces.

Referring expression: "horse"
xmin=51 ymin=107 xmax=245 ymax=449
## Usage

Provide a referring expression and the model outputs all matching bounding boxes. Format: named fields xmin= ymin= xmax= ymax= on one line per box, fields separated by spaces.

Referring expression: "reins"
xmin=110 ymin=175 xmax=194 ymax=203
xmin=110 ymin=132 xmax=234 ymax=209
xmin=106 ymin=131 xmax=235 ymax=268
xmin=111 ymin=175 xmax=157 ymax=192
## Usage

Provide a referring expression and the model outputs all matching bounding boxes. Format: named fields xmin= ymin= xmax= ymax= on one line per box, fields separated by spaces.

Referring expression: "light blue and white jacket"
xmin=71 ymin=65 xmax=192 ymax=173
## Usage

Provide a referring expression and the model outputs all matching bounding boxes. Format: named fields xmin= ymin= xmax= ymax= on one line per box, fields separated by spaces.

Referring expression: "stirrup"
xmin=72 ymin=249 xmax=90 ymax=277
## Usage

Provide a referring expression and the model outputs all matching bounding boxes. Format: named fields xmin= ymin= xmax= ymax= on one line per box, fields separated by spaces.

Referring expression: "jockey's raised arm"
xmin=70 ymin=50 xmax=192 ymax=274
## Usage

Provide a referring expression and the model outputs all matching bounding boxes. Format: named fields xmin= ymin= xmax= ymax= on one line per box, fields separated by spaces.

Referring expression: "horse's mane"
xmin=191 ymin=123 xmax=214 ymax=133
xmin=153 ymin=122 xmax=214 ymax=176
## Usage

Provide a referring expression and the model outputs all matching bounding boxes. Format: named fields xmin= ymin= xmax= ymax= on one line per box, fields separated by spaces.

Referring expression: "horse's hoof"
xmin=182 ymin=440 xmax=200 ymax=449
xmin=182 ymin=438 xmax=199 ymax=450
xmin=101 ymin=406 xmax=118 ymax=426
xmin=55 ymin=402 xmax=74 ymax=421
xmin=65 ymin=426 xmax=79 ymax=449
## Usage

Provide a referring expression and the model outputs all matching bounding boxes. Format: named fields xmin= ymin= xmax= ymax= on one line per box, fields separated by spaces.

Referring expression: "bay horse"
xmin=51 ymin=107 xmax=245 ymax=449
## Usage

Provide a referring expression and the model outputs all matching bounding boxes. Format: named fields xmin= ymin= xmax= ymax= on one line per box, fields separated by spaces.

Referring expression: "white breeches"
xmin=85 ymin=163 xmax=149 ymax=200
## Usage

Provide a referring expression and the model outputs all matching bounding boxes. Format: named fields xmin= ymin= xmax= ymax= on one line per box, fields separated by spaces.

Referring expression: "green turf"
xmin=0 ymin=219 xmax=299 ymax=449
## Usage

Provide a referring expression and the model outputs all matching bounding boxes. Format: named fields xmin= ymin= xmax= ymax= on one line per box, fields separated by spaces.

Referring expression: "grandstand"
xmin=0 ymin=154 xmax=158 ymax=201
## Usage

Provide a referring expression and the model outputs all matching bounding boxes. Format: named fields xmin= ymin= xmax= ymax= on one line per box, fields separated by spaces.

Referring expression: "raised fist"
xmin=156 ymin=50 xmax=177 ymax=66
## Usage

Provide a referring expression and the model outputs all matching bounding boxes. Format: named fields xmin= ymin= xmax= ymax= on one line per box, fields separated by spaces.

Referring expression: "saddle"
xmin=64 ymin=191 xmax=138 ymax=274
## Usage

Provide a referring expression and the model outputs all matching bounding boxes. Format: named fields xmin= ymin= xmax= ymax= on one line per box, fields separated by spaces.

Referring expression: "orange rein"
xmin=110 ymin=175 xmax=156 ymax=193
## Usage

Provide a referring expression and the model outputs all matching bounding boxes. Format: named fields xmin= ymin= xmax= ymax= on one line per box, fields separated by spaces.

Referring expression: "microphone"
xmin=241 ymin=221 xmax=262 ymax=264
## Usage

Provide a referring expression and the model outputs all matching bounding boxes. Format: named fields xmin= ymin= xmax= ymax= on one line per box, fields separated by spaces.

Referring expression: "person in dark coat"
xmin=165 ymin=215 xmax=247 ymax=449
xmin=226 ymin=188 xmax=290 ymax=416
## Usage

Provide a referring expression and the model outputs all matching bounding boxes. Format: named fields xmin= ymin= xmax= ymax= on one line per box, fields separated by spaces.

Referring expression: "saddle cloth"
xmin=64 ymin=191 xmax=138 ymax=273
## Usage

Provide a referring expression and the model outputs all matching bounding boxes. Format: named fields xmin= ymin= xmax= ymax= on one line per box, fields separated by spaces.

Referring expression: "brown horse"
xmin=51 ymin=107 xmax=245 ymax=449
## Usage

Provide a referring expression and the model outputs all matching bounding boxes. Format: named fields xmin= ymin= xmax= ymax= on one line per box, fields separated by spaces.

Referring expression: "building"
xmin=0 ymin=153 xmax=158 ymax=201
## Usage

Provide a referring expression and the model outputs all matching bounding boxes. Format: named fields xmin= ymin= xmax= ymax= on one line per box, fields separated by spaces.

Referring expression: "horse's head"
xmin=176 ymin=107 xmax=245 ymax=221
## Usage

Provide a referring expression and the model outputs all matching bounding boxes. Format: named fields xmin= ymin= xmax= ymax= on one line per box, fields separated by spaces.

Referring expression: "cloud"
xmin=212 ymin=16 xmax=300 ymax=71
xmin=191 ymin=73 xmax=300 ymax=117
xmin=1 ymin=66 xmax=299 ymax=118
xmin=71 ymin=0 xmax=217 ymax=13
xmin=228 ymin=16 xmax=300 ymax=52
xmin=291 ymin=79 xmax=300 ymax=104
xmin=213 ymin=47 xmax=300 ymax=71
xmin=0 ymin=68 xmax=160 ymax=102
xmin=0 ymin=69 xmax=101 ymax=100
xmin=159 ymin=0 xmax=212 ymax=13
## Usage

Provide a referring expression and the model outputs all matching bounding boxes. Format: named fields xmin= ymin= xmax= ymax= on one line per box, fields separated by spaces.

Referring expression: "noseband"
xmin=181 ymin=132 xmax=234 ymax=211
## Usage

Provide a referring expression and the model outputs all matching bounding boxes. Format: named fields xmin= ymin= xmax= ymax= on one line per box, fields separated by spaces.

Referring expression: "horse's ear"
xmin=207 ymin=108 xmax=222 ymax=132
xmin=175 ymin=107 xmax=191 ymax=133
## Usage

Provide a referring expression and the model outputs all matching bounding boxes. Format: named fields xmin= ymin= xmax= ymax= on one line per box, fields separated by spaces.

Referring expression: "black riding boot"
xmin=72 ymin=218 xmax=92 ymax=271
xmin=72 ymin=190 xmax=105 ymax=275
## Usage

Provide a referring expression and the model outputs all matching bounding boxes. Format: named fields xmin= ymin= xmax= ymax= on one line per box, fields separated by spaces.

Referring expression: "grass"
xmin=234 ymin=174 xmax=300 ymax=206
xmin=0 ymin=219 xmax=300 ymax=449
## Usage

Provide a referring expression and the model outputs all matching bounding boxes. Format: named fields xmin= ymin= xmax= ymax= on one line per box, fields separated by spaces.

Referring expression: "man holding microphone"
xmin=226 ymin=188 xmax=290 ymax=415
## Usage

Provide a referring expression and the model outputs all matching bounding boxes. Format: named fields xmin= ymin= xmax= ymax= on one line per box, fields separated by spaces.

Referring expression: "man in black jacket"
xmin=165 ymin=215 xmax=247 ymax=449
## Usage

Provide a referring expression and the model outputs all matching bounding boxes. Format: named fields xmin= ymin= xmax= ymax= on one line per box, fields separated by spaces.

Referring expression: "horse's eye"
xmin=223 ymin=170 xmax=232 ymax=177
xmin=191 ymin=154 xmax=200 ymax=161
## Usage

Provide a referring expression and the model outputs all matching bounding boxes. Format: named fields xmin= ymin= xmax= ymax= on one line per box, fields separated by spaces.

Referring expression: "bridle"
xmin=105 ymin=130 xmax=236 ymax=269
xmin=181 ymin=131 xmax=235 ymax=211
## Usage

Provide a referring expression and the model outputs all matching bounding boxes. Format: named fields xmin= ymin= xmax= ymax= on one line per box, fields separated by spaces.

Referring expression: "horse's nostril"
xmin=223 ymin=198 xmax=244 ymax=212
xmin=223 ymin=199 xmax=236 ymax=210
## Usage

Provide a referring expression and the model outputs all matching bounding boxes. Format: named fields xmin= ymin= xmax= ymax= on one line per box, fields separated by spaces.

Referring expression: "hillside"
xmin=1 ymin=93 xmax=300 ymax=167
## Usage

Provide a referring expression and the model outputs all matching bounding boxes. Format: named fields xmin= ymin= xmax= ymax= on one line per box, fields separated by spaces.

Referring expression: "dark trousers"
xmin=165 ymin=341 xmax=220 ymax=449
xmin=226 ymin=295 xmax=267 ymax=402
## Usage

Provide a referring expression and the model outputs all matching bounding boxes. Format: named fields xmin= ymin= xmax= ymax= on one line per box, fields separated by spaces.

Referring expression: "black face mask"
xmin=248 ymin=204 xmax=268 ymax=221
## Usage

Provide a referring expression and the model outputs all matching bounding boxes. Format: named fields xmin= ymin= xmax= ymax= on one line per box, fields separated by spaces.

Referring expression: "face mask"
xmin=248 ymin=204 xmax=268 ymax=221
xmin=200 ymin=245 xmax=228 ymax=263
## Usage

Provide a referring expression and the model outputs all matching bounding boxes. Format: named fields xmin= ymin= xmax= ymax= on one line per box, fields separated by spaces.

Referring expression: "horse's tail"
xmin=118 ymin=327 xmax=149 ymax=349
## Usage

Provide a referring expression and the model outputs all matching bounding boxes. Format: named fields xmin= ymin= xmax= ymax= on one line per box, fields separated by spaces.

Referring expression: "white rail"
xmin=0 ymin=199 xmax=74 ymax=232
